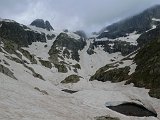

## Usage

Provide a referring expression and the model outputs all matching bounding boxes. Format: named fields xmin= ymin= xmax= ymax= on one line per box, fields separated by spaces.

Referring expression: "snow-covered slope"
xmin=0 ymin=50 xmax=160 ymax=120
xmin=0 ymin=18 xmax=160 ymax=120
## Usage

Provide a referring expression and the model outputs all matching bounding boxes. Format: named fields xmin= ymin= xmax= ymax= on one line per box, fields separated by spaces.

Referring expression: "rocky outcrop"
xmin=72 ymin=63 xmax=81 ymax=69
xmin=137 ymin=24 xmax=160 ymax=47
xmin=34 ymin=87 xmax=48 ymax=95
xmin=3 ymin=40 xmax=20 ymax=55
xmin=48 ymin=32 xmax=86 ymax=73
xmin=23 ymin=64 xmax=44 ymax=80
xmin=19 ymin=48 xmax=37 ymax=64
xmin=39 ymin=59 xmax=52 ymax=69
xmin=0 ymin=20 xmax=46 ymax=47
xmin=91 ymin=40 xmax=137 ymax=56
xmin=90 ymin=65 xmax=130 ymax=82
xmin=0 ymin=64 xmax=17 ymax=80
xmin=31 ymin=19 xmax=54 ymax=31
xmin=87 ymin=42 xmax=95 ymax=55
xmin=61 ymin=74 xmax=81 ymax=84
xmin=46 ymin=34 xmax=55 ymax=40
xmin=5 ymin=55 xmax=25 ymax=64
xmin=149 ymin=88 xmax=160 ymax=99
xmin=49 ymin=33 xmax=86 ymax=62
xmin=126 ymin=38 xmax=160 ymax=98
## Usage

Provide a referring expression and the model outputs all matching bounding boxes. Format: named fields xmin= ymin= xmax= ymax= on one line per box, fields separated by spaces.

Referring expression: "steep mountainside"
xmin=90 ymin=24 xmax=160 ymax=99
xmin=87 ymin=5 xmax=160 ymax=59
xmin=98 ymin=5 xmax=160 ymax=39
xmin=0 ymin=19 xmax=46 ymax=47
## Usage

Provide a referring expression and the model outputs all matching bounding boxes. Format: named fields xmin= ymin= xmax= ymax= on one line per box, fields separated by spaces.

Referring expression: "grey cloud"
xmin=0 ymin=0 xmax=160 ymax=33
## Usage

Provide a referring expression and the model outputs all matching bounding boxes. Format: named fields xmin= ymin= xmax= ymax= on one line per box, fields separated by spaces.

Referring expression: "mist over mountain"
xmin=0 ymin=0 xmax=160 ymax=33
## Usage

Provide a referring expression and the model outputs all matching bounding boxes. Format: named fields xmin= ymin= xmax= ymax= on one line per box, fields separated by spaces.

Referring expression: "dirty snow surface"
xmin=0 ymin=27 xmax=160 ymax=120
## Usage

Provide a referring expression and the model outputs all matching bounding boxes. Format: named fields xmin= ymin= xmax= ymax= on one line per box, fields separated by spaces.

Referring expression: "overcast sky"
xmin=0 ymin=0 xmax=160 ymax=33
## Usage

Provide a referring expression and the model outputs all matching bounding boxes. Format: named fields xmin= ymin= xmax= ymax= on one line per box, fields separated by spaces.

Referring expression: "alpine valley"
xmin=0 ymin=5 xmax=160 ymax=120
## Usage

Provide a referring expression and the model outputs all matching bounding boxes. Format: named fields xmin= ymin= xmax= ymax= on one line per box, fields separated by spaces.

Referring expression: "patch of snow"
xmin=109 ymin=43 xmax=114 ymax=49
xmin=152 ymin=18 xmax=160 ymax=22
xmin=146 ymin=25 xmax=157 ymax=32
xmin=0 ymin=18 xmax=16 ymax=23
xmin=78 ymin=41 xmax=123 ymax=80
xmin=67 ymin=32 xmax=81 ymax=40
xmin=129 ymin=63 xmax=137 ymax=75
xmin=152 ymin=25 xmax=157 ymax=29
xmin=22 ymin=36 xmax=56 ymax=60
xmin=28 ymin=25 xmax=61 ymax=36
xmin=97 ymin=31 xmax=141 ymax=45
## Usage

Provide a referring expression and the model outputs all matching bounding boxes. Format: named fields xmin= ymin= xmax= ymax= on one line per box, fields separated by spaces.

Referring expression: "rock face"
xmin=31 ymin=19 xmax=54 ymax=31
xmin=49 ymin=33 xmax=86 ymax=62
xmin=61 ymin=74 xmax=81 ymax=84
xmin=98 ymin=5 xmax=160 ymax=39
xmin=90 ymin=24 xmax=160 ymax=98
xmin=90 ymin=64 xmax=130 ymax=82
xmin=46 ymin=34 xmax=56 ymax=40
xmin=137 ymin=25 xmax=160 ymax=47
xmin=19 ymin=48 xmax=37 ymax=64
xmin=0 ymin=20 xmax=46 ymax=47
xmin=127 ymin=37 xmax=160 ymax=98
xmin=89 ymin=40 xmax=137 ymax=56
xmin=39 ymin=60 xmax=52 ymax=69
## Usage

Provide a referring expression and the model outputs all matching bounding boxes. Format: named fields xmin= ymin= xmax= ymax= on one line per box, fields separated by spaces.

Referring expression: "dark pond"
xmin=107 ymin=103 xmax=157 ymax=117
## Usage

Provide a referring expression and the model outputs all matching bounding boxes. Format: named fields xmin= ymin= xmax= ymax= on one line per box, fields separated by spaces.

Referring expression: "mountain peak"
xmin=30 ymin=19 xmax=54 ymax=31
